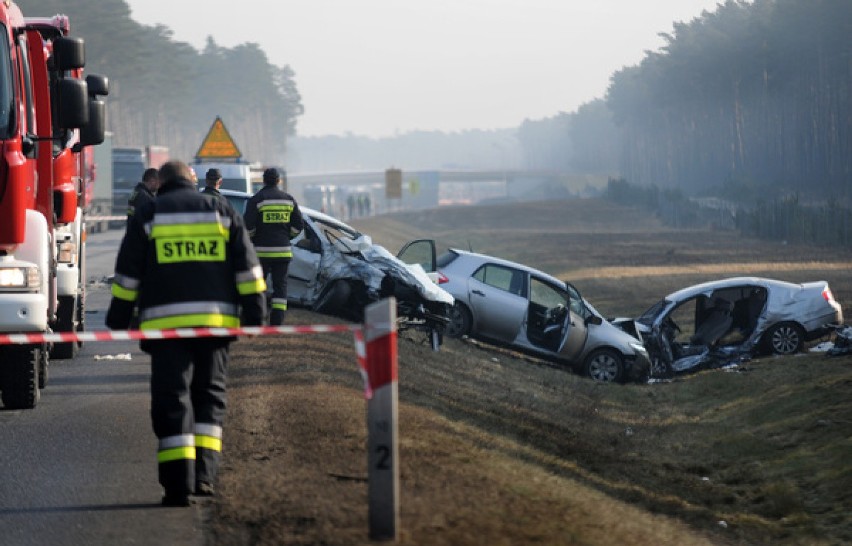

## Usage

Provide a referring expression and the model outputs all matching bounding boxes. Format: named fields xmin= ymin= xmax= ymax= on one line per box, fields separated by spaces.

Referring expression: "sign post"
xmin=364 ymin=298 xmax=399 ymax=541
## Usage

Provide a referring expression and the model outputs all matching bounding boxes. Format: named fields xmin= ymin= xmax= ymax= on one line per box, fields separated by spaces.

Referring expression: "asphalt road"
xmin=0 ymin=228 xmax=204 ymax=546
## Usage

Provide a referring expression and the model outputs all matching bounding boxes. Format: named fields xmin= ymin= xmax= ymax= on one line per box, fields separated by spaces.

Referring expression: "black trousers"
xmin=148 ymin=338 xmax=229 ymax=495
xmin=261 ymin=258 xmax=290 ymax=324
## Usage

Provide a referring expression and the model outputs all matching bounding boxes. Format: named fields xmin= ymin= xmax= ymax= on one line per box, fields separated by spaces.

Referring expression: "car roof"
xmin=216 ymin=188 xmax=250 ymax=198
xmin=664 ymin=277 xmax=798 ymax=301
xmin=448 ymin=248 xmax=566 ymax=287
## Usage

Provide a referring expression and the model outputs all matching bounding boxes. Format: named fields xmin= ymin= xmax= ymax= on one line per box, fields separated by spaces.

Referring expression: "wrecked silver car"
xmin=287 ymin=207 xmax=454 ymax=347
xmin=614 ymin=277 xmax=843 ymax=377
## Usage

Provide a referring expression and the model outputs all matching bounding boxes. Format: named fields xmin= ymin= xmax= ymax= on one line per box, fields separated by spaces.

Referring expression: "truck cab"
xmin=0 ymin=3 xmax=107 ymax=408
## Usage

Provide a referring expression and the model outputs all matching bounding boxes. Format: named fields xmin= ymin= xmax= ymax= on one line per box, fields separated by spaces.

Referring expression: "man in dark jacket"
xmin=201 ymin=168 xmax=224 ymax=199
xmin=244 ymin=168 xmax=303 ymax=325
xmin=107 ymin=160 xmax=266 ymax=507
xmin=127 ymin=167 xmax=160 ymax=220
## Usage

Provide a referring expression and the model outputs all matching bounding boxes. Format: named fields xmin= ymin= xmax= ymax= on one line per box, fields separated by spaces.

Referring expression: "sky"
xmin=127 ymin=0 xmax=722 ymax=138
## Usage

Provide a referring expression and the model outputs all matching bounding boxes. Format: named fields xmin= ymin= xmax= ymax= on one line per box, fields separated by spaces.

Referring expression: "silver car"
xmin=615 ymin=277 xmax=844 ymax=377
xmin=400 ymin=244 xmax=650 ymax=383
xmin=287 ymin=208 xmax=454 ymax=348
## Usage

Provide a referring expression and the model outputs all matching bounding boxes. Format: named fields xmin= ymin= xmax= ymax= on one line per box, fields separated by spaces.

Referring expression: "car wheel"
xmin=765 ymin=322 xmax=805 ymax=355
xmin=649 ymin=356 xmax=673 ymax=379
xmin=584 ymin=349 xmax=624 ymax=383
xmin=445 ymin=303 xmax=472 ymax=338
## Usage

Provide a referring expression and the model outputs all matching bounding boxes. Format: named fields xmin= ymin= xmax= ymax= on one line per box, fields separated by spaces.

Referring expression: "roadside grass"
xmin=349 ymin=198 xmax=852 ymax=545
xmin=212 ymin=198 xmax=852 ymax=546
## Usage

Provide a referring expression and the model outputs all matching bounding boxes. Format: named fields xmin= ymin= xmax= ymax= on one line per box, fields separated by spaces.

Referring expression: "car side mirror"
xmin=585 ymin=314 xmax=603 ymax=326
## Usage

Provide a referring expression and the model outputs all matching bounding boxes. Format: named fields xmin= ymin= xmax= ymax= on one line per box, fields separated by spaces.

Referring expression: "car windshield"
xmin=311 ymin=215 xmax=363 ymax=252
xmin=637 ymin=299 xmax=669 ymax=325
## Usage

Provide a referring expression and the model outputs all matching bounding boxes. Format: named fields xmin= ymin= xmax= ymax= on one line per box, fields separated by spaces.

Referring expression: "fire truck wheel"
xmin=0 ymin=345 xmax=41 ymax=409
xmin=38 ymin=345 xmax=48 ymax=389
xmin=51 ymin=295 xmax=79 ymax=360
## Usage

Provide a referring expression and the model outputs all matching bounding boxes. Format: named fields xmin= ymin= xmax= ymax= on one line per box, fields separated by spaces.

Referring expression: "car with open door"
xmin=401 ymin=246 xmax=650 ymax=383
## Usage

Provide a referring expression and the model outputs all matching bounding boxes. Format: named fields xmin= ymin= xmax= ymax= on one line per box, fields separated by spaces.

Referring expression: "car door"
xmin=558 ymin=283 xmax=589 ymax=360
xmin=287 ymin=223 xmax=323 ymax=304
xmin=397 ymin=239 xmax=438 ymax=282
xmin=468 ymin=264 xmax=528 ymax=342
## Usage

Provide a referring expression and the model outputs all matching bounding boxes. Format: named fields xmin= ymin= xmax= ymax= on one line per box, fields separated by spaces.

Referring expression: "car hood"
xmin=323 ymin=235 xmax=454 ymax=305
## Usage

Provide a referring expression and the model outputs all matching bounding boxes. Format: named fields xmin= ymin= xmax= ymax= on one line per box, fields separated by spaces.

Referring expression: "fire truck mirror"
xmin=57 ymin=79 xmax=88 ymax=129
xmin=79 ymin=98 xmax=105 ymax=146
xmin=52 ymin=37 xmax=85 ymax=71
xmin=85 ymin=74 xmax=109 ymax=97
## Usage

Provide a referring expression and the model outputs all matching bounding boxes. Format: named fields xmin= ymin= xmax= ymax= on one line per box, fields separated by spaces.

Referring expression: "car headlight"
xmin=629 ymin=341 xmax=648 ymax=355
xmin=0 ymin=266 xmax=40 ymax=290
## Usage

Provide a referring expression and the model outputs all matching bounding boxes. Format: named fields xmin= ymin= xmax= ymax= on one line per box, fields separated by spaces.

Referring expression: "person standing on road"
xmin=201 ymin=168 xmax=224 ymax=200
xmin=126 ymin=168 xmax=160 ymax=220
xmin=244 ymin=168 xmax=303 ymax=325
xmin=106 ymin=160 xmax=266 ymax=507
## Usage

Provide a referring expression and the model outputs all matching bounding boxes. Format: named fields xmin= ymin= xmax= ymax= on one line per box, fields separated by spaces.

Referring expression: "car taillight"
xmin=437 ymin=271 xmax=449 ymax=284
xmin=822 ymin=287 xmax=835 ymax=303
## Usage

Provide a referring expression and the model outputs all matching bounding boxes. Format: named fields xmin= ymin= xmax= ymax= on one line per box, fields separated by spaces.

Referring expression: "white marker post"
xmin=364 ymin=297 xmax=399 ymax=541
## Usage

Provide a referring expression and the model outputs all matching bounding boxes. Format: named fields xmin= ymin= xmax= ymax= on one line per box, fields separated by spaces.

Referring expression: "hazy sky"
xmin=127 ymin=0 xmax=721 ymax=138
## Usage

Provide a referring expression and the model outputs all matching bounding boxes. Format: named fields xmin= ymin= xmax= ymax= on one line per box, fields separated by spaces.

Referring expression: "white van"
xmin=193 ymin=162 xmax=254 ymax=193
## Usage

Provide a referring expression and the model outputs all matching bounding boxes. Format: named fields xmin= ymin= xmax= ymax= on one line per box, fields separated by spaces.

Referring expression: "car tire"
xmin=764 ymin=322 xmax=805 ymax=355
xmin=445 ymin=303 xmax=472 ymax=338
xmin=649 ymin=356 xmax=673 ymax=379
xmin=583 ymin=349 xmax=624 ymax=383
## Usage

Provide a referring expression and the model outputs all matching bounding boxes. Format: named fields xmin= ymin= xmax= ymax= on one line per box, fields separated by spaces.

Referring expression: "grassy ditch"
xmin=211 ymin=198 xmax=852 ymax=545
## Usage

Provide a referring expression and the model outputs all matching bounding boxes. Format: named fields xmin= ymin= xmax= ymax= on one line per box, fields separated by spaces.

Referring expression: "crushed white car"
xmin=288 ymin=207 xmax=454 ymax=348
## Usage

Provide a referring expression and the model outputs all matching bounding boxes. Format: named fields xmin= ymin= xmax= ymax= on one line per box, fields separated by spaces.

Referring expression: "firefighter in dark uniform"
xmin=244 ymin=168 xmax=303 ymax=325
xmin=201 ymin=168 xmax=224 ymax=199
xmin=127 ymin=167 xmax=160 ymax=220
xmin=106 ymin=160 xmax=266 ymax=507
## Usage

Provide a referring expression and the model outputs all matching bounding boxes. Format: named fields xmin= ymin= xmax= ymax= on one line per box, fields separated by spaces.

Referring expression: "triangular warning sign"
xmin=195 ymin=116 xmax=242 ymax=160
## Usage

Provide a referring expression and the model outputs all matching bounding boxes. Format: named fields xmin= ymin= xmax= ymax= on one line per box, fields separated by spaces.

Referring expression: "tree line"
xmin=24 ymin=0 xmax=303 ymax=164
xmin=520 ymin=0 xmax=851 ymax=203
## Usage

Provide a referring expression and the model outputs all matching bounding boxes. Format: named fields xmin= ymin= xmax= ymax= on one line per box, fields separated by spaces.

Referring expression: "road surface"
xmin=0 ymin=229 xmax=204 ymax=545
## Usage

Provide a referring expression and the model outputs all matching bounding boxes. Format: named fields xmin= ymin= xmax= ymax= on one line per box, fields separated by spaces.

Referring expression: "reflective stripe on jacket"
xmin=106 ymin=177 xmax=266 ymax=331
xmin=244 ymin=185 xmax=303 ymax=260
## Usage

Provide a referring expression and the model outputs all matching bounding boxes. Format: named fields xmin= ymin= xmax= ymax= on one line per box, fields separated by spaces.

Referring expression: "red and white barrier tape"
xmin=0 ymin=324 xmax=360 ymax=346
xmin=86 ymin=216 xmax=127 ymax=222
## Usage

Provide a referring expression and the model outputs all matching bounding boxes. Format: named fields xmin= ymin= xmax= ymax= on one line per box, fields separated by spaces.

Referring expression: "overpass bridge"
xmin=287 ymin=170 xmax=606 ymax=217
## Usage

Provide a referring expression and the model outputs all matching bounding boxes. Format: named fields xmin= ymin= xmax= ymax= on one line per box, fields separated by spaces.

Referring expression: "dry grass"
xmin=211 ymin=198 xmax=852 ymax=546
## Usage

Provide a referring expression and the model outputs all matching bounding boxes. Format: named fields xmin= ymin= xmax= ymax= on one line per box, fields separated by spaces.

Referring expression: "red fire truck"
xmin=0 ymin=2 xmax=107 ymax=408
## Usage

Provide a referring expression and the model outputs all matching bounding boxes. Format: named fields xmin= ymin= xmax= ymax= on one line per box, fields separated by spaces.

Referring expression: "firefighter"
xmin=244 ymin=168 xmax=303 ymax=325
xmin=201 ymin=168 xmax=224 ymax=199
xmin=106 ymin=160 xmax=266 ymax=507
xmin=127 ymin=167 xmax=160 ymax=220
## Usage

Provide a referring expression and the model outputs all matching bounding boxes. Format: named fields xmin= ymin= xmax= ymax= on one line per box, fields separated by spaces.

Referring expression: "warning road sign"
xmin=195 ymin=116 xmax=242 ymax=160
